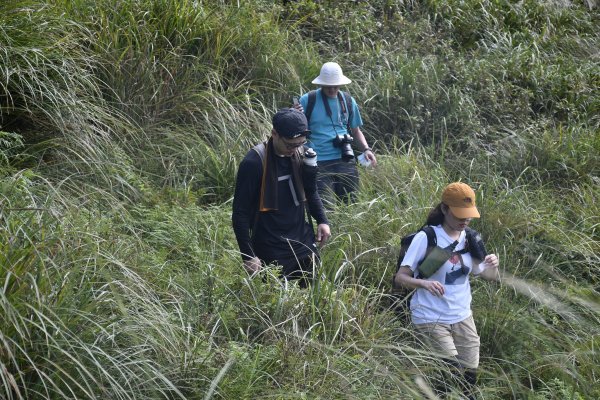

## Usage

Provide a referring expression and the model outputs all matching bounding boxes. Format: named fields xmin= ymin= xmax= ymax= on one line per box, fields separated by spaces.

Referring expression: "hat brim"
xmin=311 ymin=76 xmax=352 ymax=86
xmin=449 ymin=206 xmax=480 ymax=219
xmin=282 ymin=129 xmax=311 ymax=139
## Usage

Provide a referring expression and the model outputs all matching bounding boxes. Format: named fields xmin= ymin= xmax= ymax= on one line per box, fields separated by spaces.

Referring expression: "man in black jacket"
xmin=232 ymin=108 xmax=331 ymax=285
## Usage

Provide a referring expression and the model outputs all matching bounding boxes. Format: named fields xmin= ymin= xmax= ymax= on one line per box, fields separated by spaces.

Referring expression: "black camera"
xmin=333 ymin=133 xmax=355 ymax=162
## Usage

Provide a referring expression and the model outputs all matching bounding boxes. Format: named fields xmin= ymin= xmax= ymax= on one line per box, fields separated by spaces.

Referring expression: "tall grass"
xmin=0 ymin=0 xmax=598 ymax=398
xmin=0 ymin=173 xmax=191 ymax=399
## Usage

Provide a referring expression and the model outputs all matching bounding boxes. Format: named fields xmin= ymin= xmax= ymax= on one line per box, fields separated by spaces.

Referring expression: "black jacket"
xmin=232 ymin=147 xmax=328 ymax=262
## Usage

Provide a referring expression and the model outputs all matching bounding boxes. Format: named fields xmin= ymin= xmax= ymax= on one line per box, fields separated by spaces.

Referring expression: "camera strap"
xmin=318 ymin=89 xmax=353 ymax=134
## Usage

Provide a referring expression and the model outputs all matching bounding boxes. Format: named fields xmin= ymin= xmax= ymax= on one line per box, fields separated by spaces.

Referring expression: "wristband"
xmin=363 ymin=147 xmax=372 ymax=152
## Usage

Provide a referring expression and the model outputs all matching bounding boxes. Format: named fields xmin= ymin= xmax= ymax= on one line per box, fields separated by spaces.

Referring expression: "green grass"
xmin=0 ymin=0 xmax=598 ymax=398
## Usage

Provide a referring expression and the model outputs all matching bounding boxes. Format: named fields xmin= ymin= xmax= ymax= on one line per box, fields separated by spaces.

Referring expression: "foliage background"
xmin=0 ymin=0 xmax=598 ymax=399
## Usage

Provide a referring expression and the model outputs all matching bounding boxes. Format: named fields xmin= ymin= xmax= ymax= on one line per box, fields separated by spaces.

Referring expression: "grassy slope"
xmin=0 ymin=0 xmax=598 ymax=399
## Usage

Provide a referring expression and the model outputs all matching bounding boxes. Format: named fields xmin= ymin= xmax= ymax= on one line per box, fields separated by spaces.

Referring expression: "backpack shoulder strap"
xmin=457 ymin=227 xmax=478 ymax=254
xmin=421 ymin=225 xmax=437 ymax=250
xmin=465 ymin=227 xmax=478 ymax=238
xmin=305 ymin=90 xmax=317 ymax=123
xmin=249 ymin=142 xmax=268 ymax=233
xmin=396 ymin=226 xmax=436 ymax=270
xmin=341 ymin=90 xmax=353 ymax=128
xmin=461 ymin=227 xmax=488 ymax=261
xmin=393 ymin=225 xmax=436 ymax=291
xmin=336 ymin=91 xmax=354 ymax=133
xmin=251 ymin=142 xmax=267 ymax=163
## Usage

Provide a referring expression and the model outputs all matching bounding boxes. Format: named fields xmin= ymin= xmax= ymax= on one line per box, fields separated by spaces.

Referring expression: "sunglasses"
xmin=280 ymin=136 xmax=308 ymax=150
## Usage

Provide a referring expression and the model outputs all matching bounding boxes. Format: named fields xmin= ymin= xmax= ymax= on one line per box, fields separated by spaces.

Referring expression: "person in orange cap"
xmin=394 ymin=182 xmax=499 ymax=399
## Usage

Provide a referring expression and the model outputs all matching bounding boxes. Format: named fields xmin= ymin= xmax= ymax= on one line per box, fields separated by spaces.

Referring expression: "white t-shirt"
xmin=401 ymin=225 xmax=477 ymax=325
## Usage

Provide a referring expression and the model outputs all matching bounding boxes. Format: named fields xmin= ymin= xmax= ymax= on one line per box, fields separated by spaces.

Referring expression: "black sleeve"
xmin=231 ymin=151 xmax=262 ymax=261
xmin=306 ymin=188 xmax=328 ymax=226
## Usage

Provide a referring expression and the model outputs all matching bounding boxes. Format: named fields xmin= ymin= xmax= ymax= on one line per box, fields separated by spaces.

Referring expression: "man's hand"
xmin=243 ymin=257 xmax=262 ymax=274
xmin=364 ymin=149 xmax=377 ymax=167
xmin=316 ymin=223 xmax=331 ymax=247
xmin=292 ymin=103 xmax=304 ymax=113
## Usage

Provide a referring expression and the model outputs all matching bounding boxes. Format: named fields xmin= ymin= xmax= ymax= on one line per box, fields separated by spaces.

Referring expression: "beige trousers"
xmin=414 ymin=314 xmax=480 ymax=369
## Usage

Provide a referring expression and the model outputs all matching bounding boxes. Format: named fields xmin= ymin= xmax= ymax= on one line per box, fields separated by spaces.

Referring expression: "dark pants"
xmin=317 ymin=159 xmax=359 ymax=206
xmin=262 ymin=253 xmax=317 ymax=288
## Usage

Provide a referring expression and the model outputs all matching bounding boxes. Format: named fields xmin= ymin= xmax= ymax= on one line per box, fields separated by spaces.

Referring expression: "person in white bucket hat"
xmin=311 ymin=61 xmax=352 ymax=86
xmin=294 ymin=62 xmax=377 ymax=205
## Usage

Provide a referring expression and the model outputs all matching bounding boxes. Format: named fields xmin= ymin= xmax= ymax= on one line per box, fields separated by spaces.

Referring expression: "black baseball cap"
xmin=272 ymin=108 xmax=311 ymax=138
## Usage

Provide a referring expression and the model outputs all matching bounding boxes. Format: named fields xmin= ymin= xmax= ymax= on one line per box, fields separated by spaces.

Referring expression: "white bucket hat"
xmin=311 ymin=62 xmax=352 ymax=86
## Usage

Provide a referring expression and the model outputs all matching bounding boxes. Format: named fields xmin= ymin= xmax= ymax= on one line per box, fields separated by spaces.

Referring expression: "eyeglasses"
xmin=280 ymin=136 xmax=307 ymax=150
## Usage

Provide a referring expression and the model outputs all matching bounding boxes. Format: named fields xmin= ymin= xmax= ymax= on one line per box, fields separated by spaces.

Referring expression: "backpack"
xmin=392 ymin=226 xmax=435 ymax=293
xmin=391 ymin=226 xmax=487 ymax=292
xmin=305 ymin=89 xmax=354 ymax=134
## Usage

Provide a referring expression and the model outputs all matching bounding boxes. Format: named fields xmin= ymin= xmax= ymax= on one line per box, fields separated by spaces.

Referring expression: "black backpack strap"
xmin=396 ymin=225 xmax=436 ymax=271
xmin=457 ymin=229 xmax=469 ymax=255
xmin=305 ymin=90 xmax=317 ymax=123
xmin=392 ymin=225 xmax=437 ymax=295
xmin=421 ymin=225 xmax=437 ymax=252
xmin=251 ymin=142 xmax=266 ymax=163
xmin=340 ymin=91 xmax=354 ymax=133
xmin=463 ymin=227 xmax=487 ymax=262
xmin=414 ymin=226 xmax=437 ymax=279
xmin=249 ymin=142 xmax=267 ymax=235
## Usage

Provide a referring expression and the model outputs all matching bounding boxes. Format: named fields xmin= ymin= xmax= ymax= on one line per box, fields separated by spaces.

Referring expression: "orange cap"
xmin=441 ymin=182 xmax=480 ymax=219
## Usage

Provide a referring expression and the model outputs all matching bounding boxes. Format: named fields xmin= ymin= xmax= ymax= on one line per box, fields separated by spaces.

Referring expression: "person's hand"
xmin=316 ymin=223 xmax=331 ymax=246
xmin=483 ymin=254 xmax=499 ymax=268
xmin=292 ymin=103 xmax=304 ymax=113
xmin=478 ymin=254 xmax=500 ymax=281
xmin=421 ymin=279 xmax=445 ymax=297
xmin=243 ymin=257 xmax=261 ymax=274
xmin=364 ymin=149 xmax=377 ymax=167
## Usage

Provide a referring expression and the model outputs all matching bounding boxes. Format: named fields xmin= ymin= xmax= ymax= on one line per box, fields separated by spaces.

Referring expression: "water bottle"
xmin=418 ymin=240 xmax=459 ymax=278
xmin=303 ymin=147 xmax=317 ymax=167
xmin=302 ymin=147 xmax=318 ymax=193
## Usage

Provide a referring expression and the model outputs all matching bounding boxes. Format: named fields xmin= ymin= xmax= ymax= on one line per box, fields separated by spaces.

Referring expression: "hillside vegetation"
xmin=0 ymin=0 xmax=598 ymax=399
